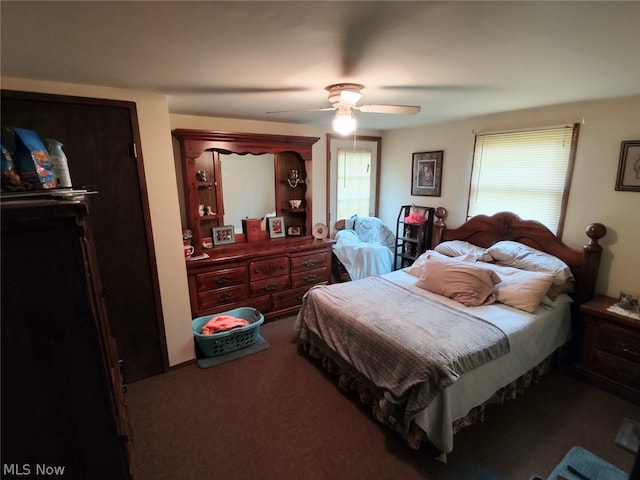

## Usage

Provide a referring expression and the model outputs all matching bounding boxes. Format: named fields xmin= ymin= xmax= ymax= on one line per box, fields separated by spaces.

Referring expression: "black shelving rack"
xmin=395 ymin=205 xmax=435 ymax=270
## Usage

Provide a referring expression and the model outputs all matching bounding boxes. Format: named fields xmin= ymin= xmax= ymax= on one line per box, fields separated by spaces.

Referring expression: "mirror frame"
xmin=172 ymin=129 xmax=320 ymax=252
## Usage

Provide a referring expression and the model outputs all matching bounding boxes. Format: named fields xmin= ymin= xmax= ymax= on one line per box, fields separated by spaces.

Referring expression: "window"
xmin=336 ymin=147 xmax=372 ymax=220
xmin=468 ymin=124 xmax=579 ymax=236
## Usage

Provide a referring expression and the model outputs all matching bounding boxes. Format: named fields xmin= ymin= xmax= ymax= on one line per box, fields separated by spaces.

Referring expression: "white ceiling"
xmin=2 ymin=1 xmax=639 ymax=131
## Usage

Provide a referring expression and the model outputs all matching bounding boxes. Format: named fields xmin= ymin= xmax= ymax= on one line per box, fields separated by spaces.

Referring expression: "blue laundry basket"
xmin=192 ymin=307 xmax=264 ymax=357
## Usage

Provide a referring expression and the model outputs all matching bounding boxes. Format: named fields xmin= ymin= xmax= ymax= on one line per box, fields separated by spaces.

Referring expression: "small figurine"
xmin=205 ymin=206 xmax=214 ymax=216
xmin=196 ymin=170 xmax=208 ymax=182
xmin=198 ymin=204 xmax=205 ymax=216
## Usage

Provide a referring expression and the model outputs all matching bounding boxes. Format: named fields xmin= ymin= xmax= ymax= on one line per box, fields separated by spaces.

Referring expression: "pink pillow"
xmin=416 ymin=255 xmax=500 ymax=307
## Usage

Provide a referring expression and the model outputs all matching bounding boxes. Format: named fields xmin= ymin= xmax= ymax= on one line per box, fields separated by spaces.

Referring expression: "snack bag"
xmin=1 ymin=142 xmax=26 ymax=191
xmin=10 ymin=127 xmax=56 ymax=189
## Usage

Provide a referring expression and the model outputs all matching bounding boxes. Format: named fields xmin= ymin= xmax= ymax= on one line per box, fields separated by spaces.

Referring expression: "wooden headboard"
xmin=431 ymin=208 xmax=607 ymax=305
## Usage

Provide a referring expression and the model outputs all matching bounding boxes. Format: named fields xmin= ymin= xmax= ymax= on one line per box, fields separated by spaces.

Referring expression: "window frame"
xmin=467 ymin=123 xmax=580 ymax=238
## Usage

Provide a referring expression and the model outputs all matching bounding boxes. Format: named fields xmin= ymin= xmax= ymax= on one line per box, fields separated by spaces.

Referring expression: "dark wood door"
xmin=1 ymin=90 xmax=167 ymax=381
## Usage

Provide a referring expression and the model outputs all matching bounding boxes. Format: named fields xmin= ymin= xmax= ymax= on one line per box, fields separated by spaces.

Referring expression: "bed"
xmin=294 ymin=209 xmax=607 ymax=459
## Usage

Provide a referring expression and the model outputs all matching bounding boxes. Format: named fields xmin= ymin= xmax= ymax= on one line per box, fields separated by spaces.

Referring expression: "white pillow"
xmin=468 ymin=261 xmax=555 ymax=313
xmin=405 ymin=250 xmax=451 ymax=277
xmin=485 ymin=240 xmax=574 ymax=285
xmin=434 ymin=240 xmax=489 ymax=260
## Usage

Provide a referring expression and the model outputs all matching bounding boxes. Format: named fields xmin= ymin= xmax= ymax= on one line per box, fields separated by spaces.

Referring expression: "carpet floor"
xmin=126 ymin=315 xmax=640 ymax=480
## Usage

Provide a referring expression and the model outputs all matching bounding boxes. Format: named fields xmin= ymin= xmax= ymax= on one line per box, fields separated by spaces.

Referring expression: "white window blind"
xmin=468 ymin=124 xmax=578 ymax=235
xmin=336 ymin=148 xmax=371 ymax=220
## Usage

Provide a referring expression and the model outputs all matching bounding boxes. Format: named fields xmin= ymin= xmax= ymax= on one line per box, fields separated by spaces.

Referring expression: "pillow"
xmin=541 ymin=292 xmax=573 ymax=308
xmin=434 ymin=240 xmax=488 ymax=260
xmin=546 ymin=281 xmax=576 ymax=300
xmin=405 ymin=250 xmax=450 ymax=277
xmin=470 ymin=262 xmax=555 ymax=313
xmin=485 ymin=240 xmax=574 ymax=285
xmin=415 ymin=255 xmax=500 ymax=307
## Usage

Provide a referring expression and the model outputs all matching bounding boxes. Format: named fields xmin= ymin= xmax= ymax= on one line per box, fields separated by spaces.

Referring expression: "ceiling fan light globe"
xmin=333 ymin=109 xmax=356 ymax=135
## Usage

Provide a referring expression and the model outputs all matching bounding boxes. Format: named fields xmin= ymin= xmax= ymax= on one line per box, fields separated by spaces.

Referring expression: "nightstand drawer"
xmin=596 ymin=321 xmax=640 ymax=364
xmin=589 ymin=349 xmax=640 ymax=390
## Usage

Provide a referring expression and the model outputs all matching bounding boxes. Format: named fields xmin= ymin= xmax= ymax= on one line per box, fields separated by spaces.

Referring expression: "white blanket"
xmin=332 ymin=230 xmax=394 ymax=280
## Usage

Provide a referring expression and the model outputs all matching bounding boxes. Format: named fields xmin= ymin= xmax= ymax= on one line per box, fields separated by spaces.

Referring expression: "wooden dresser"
xmin=577 ymin=295 xmax=640 ymax=403
xmin=187 ymin=237 xmax=333 ymax=320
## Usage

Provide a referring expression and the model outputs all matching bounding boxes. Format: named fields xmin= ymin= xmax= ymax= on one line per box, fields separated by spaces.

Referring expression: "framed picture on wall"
xmin=212 ymin=225 xmax=236 ymax=245
xmin=615 ymin=140 xmax=640 ymax=192
xmin=411 ymin=150 xmax=443 ymax=196
xmin=268 ymin=216 xmax=285 ymax=238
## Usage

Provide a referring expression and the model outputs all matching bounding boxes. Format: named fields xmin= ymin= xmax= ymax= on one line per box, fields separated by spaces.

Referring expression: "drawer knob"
xmin=304 ymin=260 xmax=317 ymax=267
xmin=304 ymin=275 xmax=317 ymax=283
xmin=264 ymin=284 xmax=278 ymax=292
xmin=215 ymin=277 xmax=230 ymax=285
xmin=218 ymin=293 xmax=232 ymax=301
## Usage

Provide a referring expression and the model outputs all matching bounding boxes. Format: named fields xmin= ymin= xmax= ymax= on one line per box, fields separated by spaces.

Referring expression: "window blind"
xmin=336 ymin=148 xmax=371 ymax=219
xmin=468 ymin=124 xmax=578 ymax=235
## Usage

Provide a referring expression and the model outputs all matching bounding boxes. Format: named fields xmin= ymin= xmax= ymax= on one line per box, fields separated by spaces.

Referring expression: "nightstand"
xmin=577 ymin=295 xmax=640 ymax=403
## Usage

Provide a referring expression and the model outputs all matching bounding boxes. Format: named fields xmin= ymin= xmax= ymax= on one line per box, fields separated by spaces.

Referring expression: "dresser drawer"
xmin=250 ymin=276 xmax=291 ymax=298
xmin=197 ymin=284 xmax=249 ymax=311
xmin=595 ymin=321 xmax=640 ymax=364
xmin=196 ymin=266 xmax=247 ymax=291
xmin=291 ymin=268 xmax=328 ymax=288
xmin=272 ymin=286 xmax=312 ymax=311
xmin=291 ymin=252 xmax=328 ymax=272
xmin=250 ymin=257 xmax=289 ymax=282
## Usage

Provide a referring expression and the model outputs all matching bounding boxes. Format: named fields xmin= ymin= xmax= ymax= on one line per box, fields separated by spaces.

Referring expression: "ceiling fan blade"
xmin=355 ymin=104 xmax=421 ymax=115
xmin=266 ymin=107 xmax=336 ymax=114
xmin=163 ymin=86 xmax=311 ymax=94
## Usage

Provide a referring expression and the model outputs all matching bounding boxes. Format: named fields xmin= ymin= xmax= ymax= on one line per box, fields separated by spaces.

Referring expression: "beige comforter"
xmin=294 ymin=275 xmax=510 ymax=432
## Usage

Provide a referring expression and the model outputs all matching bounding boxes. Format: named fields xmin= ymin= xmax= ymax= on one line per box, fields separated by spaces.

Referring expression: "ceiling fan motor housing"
xmin=326 ymin=83 xmax=364 ymax=106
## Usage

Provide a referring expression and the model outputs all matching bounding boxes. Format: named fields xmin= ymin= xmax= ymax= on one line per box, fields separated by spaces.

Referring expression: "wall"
xmin=380 ymin=95 xmax=640 ymax=297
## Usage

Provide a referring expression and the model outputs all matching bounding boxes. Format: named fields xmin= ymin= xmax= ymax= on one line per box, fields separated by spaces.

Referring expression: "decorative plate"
xmin=312 ymin=223 xmax=328 ymax=240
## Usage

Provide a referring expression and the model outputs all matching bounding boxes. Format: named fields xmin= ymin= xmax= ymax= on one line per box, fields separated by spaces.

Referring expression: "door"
xmin=326 ymin=134 xmax=381 ymax=231
xmin=1 ymin=90 xmax=167 ymax=381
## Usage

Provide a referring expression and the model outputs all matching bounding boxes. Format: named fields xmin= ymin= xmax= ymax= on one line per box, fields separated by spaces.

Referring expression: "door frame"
xmin=1 ymin=89 xmax=169 ymax=375
xmin=325 ymin=133 xmax=382 ymax=231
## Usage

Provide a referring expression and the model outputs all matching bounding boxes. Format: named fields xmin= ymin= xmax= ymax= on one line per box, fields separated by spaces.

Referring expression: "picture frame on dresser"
xmin=287 ymin=226 xmax=301 ymax=236
xmin=212 ymin=225 xmax=236 ymax=245
xmin=615 ymin=140 xmax=640 ymax=192
xmin=411 ymin=150 xmax=443 ymax=196
xmin=268 ymin=216 xmax=285 ymax=238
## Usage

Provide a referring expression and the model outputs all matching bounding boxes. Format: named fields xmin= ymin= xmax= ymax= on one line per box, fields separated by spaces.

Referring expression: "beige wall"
xmin=380 ymin=95 xmax=640 ymax=298
xmin=3 ymin=75 xmax=638 ymax=368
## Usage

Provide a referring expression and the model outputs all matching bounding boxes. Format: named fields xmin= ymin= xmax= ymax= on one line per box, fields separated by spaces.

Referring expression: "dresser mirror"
xmin=220 ymin=153 xmax=275 ymax=232
xmin=173 ymin=129 xmax=318 ymax=253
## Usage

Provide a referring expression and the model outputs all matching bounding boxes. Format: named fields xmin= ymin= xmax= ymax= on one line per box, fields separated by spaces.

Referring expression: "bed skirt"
xmin=299 ymin=339 xmax=554 ymax=452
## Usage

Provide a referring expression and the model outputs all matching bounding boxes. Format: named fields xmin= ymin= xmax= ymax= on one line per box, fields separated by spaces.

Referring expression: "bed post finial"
xmin=431 ymin=207 xmax=447 ymax=248
xmin=585 ymin=223 xmax=606 ymax=252
xmin=579 ymin=222 xmax=607 ymax=304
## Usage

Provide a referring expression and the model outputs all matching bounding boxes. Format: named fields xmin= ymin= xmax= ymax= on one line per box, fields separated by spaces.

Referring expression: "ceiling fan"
xmin=267 ymin=83 xmax=421 ymax=135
